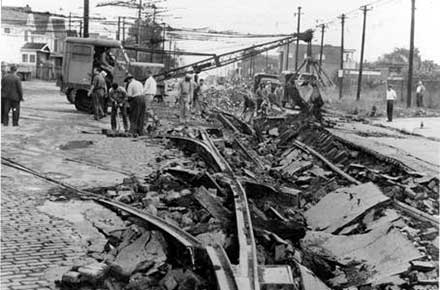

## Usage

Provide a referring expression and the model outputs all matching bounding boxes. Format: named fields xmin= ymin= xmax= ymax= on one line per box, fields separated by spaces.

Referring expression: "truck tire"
xmin=66 ymin=88 xmax=76 ymax=104
xmin=74 ymin=90 xmax=93 ymax=114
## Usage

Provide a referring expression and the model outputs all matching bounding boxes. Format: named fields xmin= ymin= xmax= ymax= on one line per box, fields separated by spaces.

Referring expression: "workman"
xmin=125 ymin=74 xmax=146 ymax=135
xmin=177 ymin=73 xmax=195 ymax=124
xmin=88 ymin=67 xmax=107 ymax=120
xmin=309 ymin=80 xmax=324 ymax=122
xmin=241 ymin=86 xmax=256 ymax=122
xmin=416 ymin=81 xmax=426 ymax=108
xmin=109 ymin=83 xmax=129 ymax=132
xmin=255 ymin=83 xmax=266 ymax=111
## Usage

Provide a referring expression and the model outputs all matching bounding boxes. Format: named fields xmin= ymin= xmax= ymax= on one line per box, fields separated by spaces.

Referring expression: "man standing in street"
xmin=109 ymin=83 xmax=129 ymax=132
xmin=1 ymin=65 xmax=24 ymax=126
xmin=386 ymin=84 xmax=397 ymax=122
xmin=88 ymin=67 xmax=107 ymax=120
xmin=143 ymin=70 xmax=158 ymax=128
xmin=309 ymin=80 xmax=324 ymax=122
xmin=416 ymin=81 xmax=426 ymax=108
xmin=177 ymin=73 xmax=194 ymax=124
xmin=125 ymin=74 xmax=146 ymax=135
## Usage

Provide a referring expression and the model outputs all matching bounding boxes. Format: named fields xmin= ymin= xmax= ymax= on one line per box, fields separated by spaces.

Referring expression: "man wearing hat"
xmin=88 ymin=67 xmax=107 ymax=120
xmin=1 ymin=65 xmax=23 ymax=126
xmin=177 ymin=73 xmax=195 ymax=124
xmin=125 ymin=74 xmax=146 ymax=135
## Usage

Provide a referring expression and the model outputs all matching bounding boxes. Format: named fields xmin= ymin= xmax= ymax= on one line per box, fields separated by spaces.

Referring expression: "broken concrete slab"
xmin=110 ymin=231 xmax=167 ymax=279
xmin=196 ymin=231 xmax=227 ymax=247
xmin=302 ymin=223 xmax=423 ymax=286
xmin=194 ymin=186 xmax=232 ymax=224
xmin=296 ymin=262 xmax=331 ymax=290
xmin=410 ymin=261 xmax=436 ymax=272
xmin=77 ymin=262 xmax=109 ymax=284
xmin=304 ymin=182 xmax=390 ymax=233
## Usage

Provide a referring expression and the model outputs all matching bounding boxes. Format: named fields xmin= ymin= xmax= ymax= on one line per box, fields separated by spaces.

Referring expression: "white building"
xmin=1 ymin=5 xmax=67 ymax=64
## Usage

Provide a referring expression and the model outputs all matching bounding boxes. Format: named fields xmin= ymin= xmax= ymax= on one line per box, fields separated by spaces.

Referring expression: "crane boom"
xmin=154 ymin=35 xmax=298 ymax=81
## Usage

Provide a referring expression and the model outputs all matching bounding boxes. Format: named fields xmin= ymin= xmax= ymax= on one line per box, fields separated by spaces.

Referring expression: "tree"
xmin=376 ymin=47 xmax=422 ymax=69
xmin=125 ymin=19 xmax=177 ymax=69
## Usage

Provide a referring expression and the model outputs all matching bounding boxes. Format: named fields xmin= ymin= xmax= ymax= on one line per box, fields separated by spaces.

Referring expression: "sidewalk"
xmin=373 ymin=117 xmax=440 ymax=140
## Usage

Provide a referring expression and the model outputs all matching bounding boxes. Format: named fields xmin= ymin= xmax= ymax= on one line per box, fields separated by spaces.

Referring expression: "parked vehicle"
xmin=59 ymin=37 xmax=165 ymax=112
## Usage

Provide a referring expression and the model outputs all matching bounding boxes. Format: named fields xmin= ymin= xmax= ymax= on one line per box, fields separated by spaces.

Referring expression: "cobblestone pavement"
xmin=1 ymin=80 xmax=163 ymax=289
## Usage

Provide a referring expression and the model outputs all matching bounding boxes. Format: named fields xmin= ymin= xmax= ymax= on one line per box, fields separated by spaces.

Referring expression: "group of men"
xmin=241 ymin=78 xmax=324 ymax=122
xmin=385 ymin=81 xmax=426 ymax=122
xmin=176 ymin=73 xmax=207 ymax=123
xmin=88 ymin=67 xmax=157 ymax=135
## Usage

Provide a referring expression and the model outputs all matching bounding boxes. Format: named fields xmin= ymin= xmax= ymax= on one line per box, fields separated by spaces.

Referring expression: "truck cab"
xmin=253 ymin=73 xmax=280 ymax=92
xmin=60 ymin=37 xmax=165 ymax=112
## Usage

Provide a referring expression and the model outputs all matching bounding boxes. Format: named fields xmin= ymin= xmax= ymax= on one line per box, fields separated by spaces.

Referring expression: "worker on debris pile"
xmin=196 ymin=78 xmax=208 ymax=117
xmin=267 ymin=84 xmax=284 ymax=111
xmin=309 ymin=80 xmax=324 ymax=122
xmin=177 ymin=73 xmax=195 ymax=124
xmin=88 ymin=67 xmax=107 ymax=120
xmin=109 ymin=83 xmax=129 ymax=132
xmin=1 ymin=65 xmax=23 ymax=126
xmin=255 ymin=82 xmax=266 ymax=112
xmin=241 ymin=85 xmax=256 ymax=122
xmin=275 ymin=84 xmax=284 ymax=107
xmin=125 ymin=74 xmax=146 ymax=135
xmin=386 ymin=84 xmax=397 ymax=122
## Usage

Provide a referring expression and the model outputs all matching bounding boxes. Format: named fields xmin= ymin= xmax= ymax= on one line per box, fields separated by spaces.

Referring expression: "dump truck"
xmin=59 ymin=37 xmax=165 ymax=112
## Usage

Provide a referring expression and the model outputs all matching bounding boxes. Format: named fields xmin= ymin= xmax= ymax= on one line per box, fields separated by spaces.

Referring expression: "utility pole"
xmin=150 ymin=4 xmax=158 ymax=62
xmin=294 ymin=6 xmax=302 ymax=71
xmin=116 ymin=17 xmax=121 ymax=40
xmin=407 ymin=0 xmax=415 ymax=108
xmin=137 ymin=0 xmax=142 ymax=61
xmin=318 ymin=23 xmax=326 ymax=74
xmin=79 ymin=21 xmax=83 ymax=37
xmin=162 ymin=22 xmax=166 ymax=63
xmin=122 ymin=17 xmax=126 ymax=44
xmin=356 ymin=5 xmax=372 ymax=101
xmin=69 ymin=13 xmax=72 ymax=31
xmin=338 ymin=14 xmax=346 ymax=99
xmin=266 ymin=51 xmax=269 ymax=72
xmin=83 ymin=0 xmax=89 ymax=38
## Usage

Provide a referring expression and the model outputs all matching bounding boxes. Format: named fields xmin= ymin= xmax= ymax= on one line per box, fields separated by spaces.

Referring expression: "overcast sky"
xmin=3 ymin=0 xmax=440 ymax=63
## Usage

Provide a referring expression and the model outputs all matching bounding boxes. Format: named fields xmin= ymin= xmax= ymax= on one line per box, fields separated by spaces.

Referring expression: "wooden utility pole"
xmin=294 ymin=6 xmax=302 ymax=71
xmin=338 ymin=14 xmax=346 ymax=99
xmin=318 ymin=23 xmax=326 ymax=74
xmin=83 ymin=0 xmax=89 ymax=37
xmin=122 ymin=17 xmax=126 ymax=44
xmin=137 ymin=0 xmax=142 ymax=61
xmin=356 ymin=5 xmax=372 ymax=101
xmin=407 ymin=0 xmax=416 ymax=107
xmin=79 ymin=21 xmax=83 ymax=37
xmin=116 ymin=17 xmax=121 ymax=40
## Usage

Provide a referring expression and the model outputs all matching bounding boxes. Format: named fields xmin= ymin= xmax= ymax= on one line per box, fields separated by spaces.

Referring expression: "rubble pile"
xmin=205 ymin=86 xmax=247 ymax=114
xmin=210 ymin=112 xmax=439 ymax=289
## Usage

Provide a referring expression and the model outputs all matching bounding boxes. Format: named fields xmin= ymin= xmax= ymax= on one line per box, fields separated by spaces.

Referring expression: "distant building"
xmin=1 ymin=5 xmax=67 ymax=78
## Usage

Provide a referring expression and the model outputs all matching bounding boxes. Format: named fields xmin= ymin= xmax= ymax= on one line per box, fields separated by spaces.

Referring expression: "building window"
xmin=30 ymin=54 xmax=36 ymax=63
xmin=22 ymin=54 xmax=28 ymax=63
xmin=4 ymin=28 xmax=10 ymax=34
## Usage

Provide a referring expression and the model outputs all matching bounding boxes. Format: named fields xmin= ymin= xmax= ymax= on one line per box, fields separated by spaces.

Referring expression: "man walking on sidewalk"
xmin=416 ymin=81 xmax=426 ymax=108
xmin=386 ymin=84 xmax=397 ymax=122
xmin=88 ymin=68 xmax=107 ymax=120
xmin=1 ymin=65 xmax=23 ymax=126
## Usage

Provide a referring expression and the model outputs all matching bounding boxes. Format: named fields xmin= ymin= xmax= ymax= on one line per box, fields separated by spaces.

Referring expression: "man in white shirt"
xmin=143 ymin=70 xmax=157 ymax=104
xmin=416 ymin=81 xmax=426 ymax=108
xmin=386 ymin=84 xmax=397 ymax=122
xmin=177 ymin=73 xmax=194 ymax=123
xmin=125 ymin=75 xmax=146 ymax=135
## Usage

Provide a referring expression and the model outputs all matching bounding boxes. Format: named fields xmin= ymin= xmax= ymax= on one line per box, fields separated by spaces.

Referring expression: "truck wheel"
xmin=66 ymin=88 xmax=76 ymax=104
xmin=74 ymin=90 xmax=93 ymax=114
